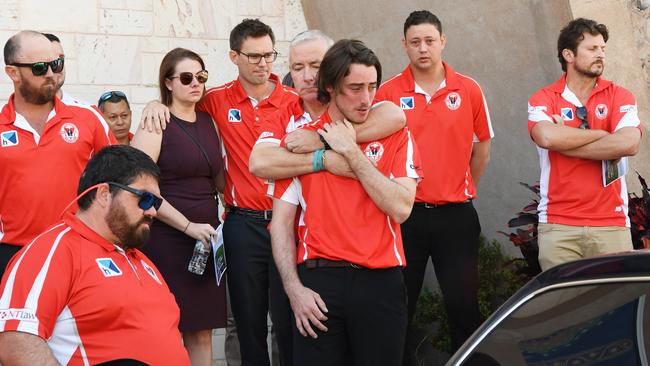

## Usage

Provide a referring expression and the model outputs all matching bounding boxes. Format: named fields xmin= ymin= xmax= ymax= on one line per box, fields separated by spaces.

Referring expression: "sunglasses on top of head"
xmin=108 ymin=182 xmax=163 ymax=211
xmin=9 ymin=57 xmax=65 ymax=76
xmin=168 ymin=70 xmax=209 ymax=85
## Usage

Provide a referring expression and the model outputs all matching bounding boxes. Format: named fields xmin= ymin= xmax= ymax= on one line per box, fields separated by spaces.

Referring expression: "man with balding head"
xmin=0 ymin=31 xmax=112 ymax=277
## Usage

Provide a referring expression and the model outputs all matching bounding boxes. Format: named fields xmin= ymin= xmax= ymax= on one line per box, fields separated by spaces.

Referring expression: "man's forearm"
xmin=0 ymin=331 xmax=59 ymax=366
xmin=560 ymin=128 xmax=641 ymax=160
xmin=249 ymin=143 xmax=314 ymax=179
xmin=343 ymin=148 xmax=415 ymax=223
xmin=354 ymin=102 xmax=406 ymax=143
xmin=532 ymin=122 xmax=608 ymax=151
xmin=269 ymin=216 xmax=301 ymax=295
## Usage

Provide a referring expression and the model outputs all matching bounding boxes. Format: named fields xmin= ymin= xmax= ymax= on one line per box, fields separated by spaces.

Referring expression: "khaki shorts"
xmin=538 ymin=223 xmax=633 ymax=271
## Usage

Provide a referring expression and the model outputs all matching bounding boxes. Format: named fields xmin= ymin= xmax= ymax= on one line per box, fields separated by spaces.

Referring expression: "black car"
xmin=447 ymin=251 xmax=650 ymax=366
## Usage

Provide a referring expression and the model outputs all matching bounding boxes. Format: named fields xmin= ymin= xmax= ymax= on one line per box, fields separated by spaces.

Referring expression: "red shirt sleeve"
xmin=389 ymin=128 xmax=423 ymax=180
xmin=468 ymin=79 xmax=493 ymax=142
xmin=610 ymin=87 xmax=641 ymax=133
xmin=0 ymin=230 xmax=75 ymax=339
xmin=527 ymin=91 xmax=553 ymax=136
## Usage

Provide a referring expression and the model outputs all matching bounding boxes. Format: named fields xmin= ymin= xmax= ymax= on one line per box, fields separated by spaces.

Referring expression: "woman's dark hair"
xmin=158 ymin=48 xmax=206 ymax=106
xmin=317 ymin=39 xmax=382 ymax=104
xmin=557 ymin=18 xmax=608 ymax=72
xmin=77 ymin=145 xmax=160 ymax=210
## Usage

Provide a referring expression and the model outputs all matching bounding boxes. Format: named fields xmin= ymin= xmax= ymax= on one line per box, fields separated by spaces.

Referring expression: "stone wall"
xmin=0 ymin=0 xmax=308 ymax=129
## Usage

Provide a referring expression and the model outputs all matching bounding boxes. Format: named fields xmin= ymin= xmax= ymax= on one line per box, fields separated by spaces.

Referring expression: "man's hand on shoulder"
xmin=139 ymin=100 xmax=170 ymax=134
xmin=285 ymin=129 xmax=324 ymax=153
xmin=318 ymin=120 xmax=357 ymax=157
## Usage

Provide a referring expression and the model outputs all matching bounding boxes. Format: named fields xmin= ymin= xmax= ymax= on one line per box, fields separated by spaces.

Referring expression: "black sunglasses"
xmin=10 ymin=58 xmax=65 ymax=76
xmin=576 ymin=106 xmax=589 ymax=130
xmin=108 ymin=182 xmax=163 ymax=211
xmin=168 ymin=70 xmax=209 ymax=85
xmin=98 ymin=90 xmax=128 ymax=108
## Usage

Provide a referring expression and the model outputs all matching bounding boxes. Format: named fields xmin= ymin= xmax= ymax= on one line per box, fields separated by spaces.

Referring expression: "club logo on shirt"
xmin=595 ymin=104 xmax=608 ymax=120
xmin=1 ymin=130 xmax=18 ymax=147
xmin=400 ymin=96 xmax=414 ymax=110
xmin=445 ymin=92 xmax=461 ymax=110
xmin=96 ymin=258 xmax=123 ymax=277
xmin=228 ymin=109 xmax=242 ymax=122
xmin=364 ymin=141 xmax=385 ymax=163
xmin=141 ymin=259 xmax=162 ymax=285
xmin=560 ymin=107 xmax=574 ymax=121
xmin=60 ymin=123 xmax=79 ymax=143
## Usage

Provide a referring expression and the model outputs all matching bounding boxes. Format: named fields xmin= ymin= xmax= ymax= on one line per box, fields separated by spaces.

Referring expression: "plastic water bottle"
xmin=188 ymin=240 xmax=211 ymax=275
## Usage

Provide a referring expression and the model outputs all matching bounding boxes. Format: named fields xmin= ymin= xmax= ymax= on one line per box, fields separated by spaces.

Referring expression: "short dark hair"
xmin=42 ymin=33 xmax=60 ymax=43
xmin=229 ymin=18 xmax=275 ymax=52
xmin=158 ymin=48 xmax=206 ymax=106
xmin=317 ymin=39 xmax=382 ymax=104
xmin=557 ymin=18 xmax=608 ymax=72
xmin=77 ymin=145 xmax=160 ymax=210
xmin=403 ymin=10 xmax=442 ymax=36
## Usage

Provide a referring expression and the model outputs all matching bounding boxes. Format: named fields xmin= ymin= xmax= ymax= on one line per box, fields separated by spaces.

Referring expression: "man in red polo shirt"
xmin=528 ymin=18 xmax=641 ymax=271
xmin=375 ymin=10 xmax=493 ymax=359
xmin=139 ymin=19 xmax=297 ymax=366
xmin=270 ymin=39 xmax=422 ymax=365
xmin=249 ymin=30 xmax=407 ymax=180
xmin=0 ymin=145 xmax=189 ymax=366
xmin=0 ymin=31 xmax=112 ymax=278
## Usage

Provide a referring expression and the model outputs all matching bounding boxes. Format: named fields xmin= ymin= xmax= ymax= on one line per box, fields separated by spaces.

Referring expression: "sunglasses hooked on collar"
xmin=98 ymin=90 xmax=128 ymax=108
xmin=9 ymin=57 xmax=65 ymax=76
xmin=167 ymin=70 xmax=209 ymax=85
xmin=576 ymin=106 xmax=589 ymax=130
xmin=108 ymin=182 xmax=163 ymax=211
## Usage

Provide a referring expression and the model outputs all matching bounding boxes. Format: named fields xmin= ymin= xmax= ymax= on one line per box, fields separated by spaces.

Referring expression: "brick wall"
xmin=0 ymin=0 xmax=308 ymax=129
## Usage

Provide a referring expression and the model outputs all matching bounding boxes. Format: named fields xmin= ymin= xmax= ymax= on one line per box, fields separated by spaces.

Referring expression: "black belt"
xmin=227 ymin=205 xmax=272 ymax=220
xmin=304 ymin=258 xmax=363 ymax=269
xmin=414 ymin=199 xmax=472 ymax=209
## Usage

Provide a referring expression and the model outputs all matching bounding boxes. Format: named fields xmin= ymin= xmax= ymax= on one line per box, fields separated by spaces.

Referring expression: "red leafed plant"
xmin=499 ymin=174 xmax=650 ymax=277
xmin=497 ymin=182 xmax=542 ymax=277
xmin=628 ymin=172 xmax=650 ymax=250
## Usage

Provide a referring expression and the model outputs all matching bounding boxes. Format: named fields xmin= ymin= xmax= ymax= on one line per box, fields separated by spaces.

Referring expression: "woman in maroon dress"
xmin=131 ymin=48 xmax=226 ymax=366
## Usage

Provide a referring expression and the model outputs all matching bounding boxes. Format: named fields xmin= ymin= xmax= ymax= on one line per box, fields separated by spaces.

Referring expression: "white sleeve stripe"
xmin=0 ymin=223 xmax=67 ymax=321
xmin=17 ymin=227 xmax=72 ymax=334
xmin=255 ymin=138 xmax=281 ymax=146
xmin=528 ymin=110 xmax=552 ymax=123
xmin=405 ymin=130 xmax=420 ymax=179
xmin=461 ymin=74 xmax=494 ymax=138
xmin=615 ymin=108 xmax=641 ymax=131
xmin=280 ymin=179 xmax=301 ymax=206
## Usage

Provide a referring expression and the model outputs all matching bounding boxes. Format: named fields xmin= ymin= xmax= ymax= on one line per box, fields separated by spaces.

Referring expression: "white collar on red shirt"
xmin=414 ymin=79 xmax=446 ymax=103
xmin=14 ymin=108 xmax=57 ymax=144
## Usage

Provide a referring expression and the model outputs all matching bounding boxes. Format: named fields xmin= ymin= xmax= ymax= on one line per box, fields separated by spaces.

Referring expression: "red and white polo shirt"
xmin=528 ymin=74 xmax=641 ymax=227
xmin=272 ymin=111 xmax=423 ymax=269
xmin=0 ymin=95 xmax=112 ymax=246
xmin=0 ymin=213 xmax=190 ymax=365
xmin=254 ymin=98 xmax=312 ymax=146
xmin=199 ymin=74 xmax=299 ymax=210
xmin=375 ymin=62 xmax=493 ymax=204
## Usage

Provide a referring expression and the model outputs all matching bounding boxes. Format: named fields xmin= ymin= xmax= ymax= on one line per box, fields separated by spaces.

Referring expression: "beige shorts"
xmin=537 ymin=223 xmax=633 ymax=271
